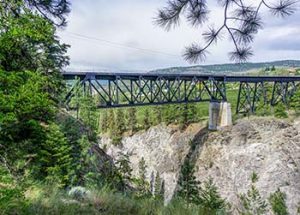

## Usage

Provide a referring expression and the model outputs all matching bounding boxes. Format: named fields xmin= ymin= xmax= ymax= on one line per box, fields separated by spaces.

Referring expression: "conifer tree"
xmin=116 ymin=108 xmax=126 ymax=133
xmin=100 ymin=110 xmax=109 ymax=133
xmin=108 ymin=109 xmax=115 ymax=133
xmin=290 ymin=89 xmax=300 ymax=115
xmin=199 ymin=178 xmax=227 ymax=212
xmin=153 ymin=106 xmax=163 ymax=125
xmin=128 ymin=107 xmax=138 ymax=133
xmin=177 ymin=159 xmax=200 ymax=205
xmin=40 ymin=123 xmax=73 ymax=186
xmin=274 ymin=103 xmax=288 ymax=118
xmin=268 ymin=189 xmax=288 ymax=215
xmin=154 ymin=172 xmax=164 ymax=200
xmin=238 ymin=174 xmax=268 ymax=215
xmin=115 ymin=152 xmax=132 ymax=184
xmin=137 ymin=157 xmax=150 ymax=197
xmin=143 ymin=108 xmax=151 ymax=130
xmin=187 ymin=103 xmax=198 ymax=123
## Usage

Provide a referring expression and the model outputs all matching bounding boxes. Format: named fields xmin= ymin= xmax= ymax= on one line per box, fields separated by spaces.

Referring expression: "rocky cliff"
xmin=98 ymin=117 xmax=300 ymax=214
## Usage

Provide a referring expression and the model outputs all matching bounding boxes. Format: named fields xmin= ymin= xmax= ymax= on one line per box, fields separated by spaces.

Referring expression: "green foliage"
xmin=238 ymin=173 xmax=268 ymax=215
xmin=127 ymin=107 xmax=138 ymax=133
xmin=39 ymin=123 xmax=73 ymax=186
xmin=269 ymin=189 xmax=288 ymax=215
xmin=177 ymin=159 xmax=200 ymax=205
xmin=78 ymin=96 xmax=99 ymax=133
xmin=154 ymin=172 xmax=164 ymax=200
xmin=290 ymin=89 xmax=300 ymax=115
xmin=143 ymin=108 xmax=151 ymax=130
xmin=251 ymin=172 xmax=258 ymax=183
xmin=198 ymin=178 xmax=228 ymax=213
xmin=115 ymin=152 xmax=132 ymax=185
xmin=274 ymin=103 xmax=288 ymax=118
xmin=100 ymin=110 xmax=109 ymax=133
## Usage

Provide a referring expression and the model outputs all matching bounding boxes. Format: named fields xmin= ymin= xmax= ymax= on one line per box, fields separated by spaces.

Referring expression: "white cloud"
xmin=58 ymin=0 xmax=300 ymax=71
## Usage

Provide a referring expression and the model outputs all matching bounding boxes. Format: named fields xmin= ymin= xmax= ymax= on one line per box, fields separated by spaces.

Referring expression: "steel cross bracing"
xmin=63 ymin=72 xmax=300 ymax=114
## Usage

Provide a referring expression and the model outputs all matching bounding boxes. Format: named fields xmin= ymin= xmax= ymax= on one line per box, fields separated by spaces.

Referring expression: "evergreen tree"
xmin=137 ymin=157 xmax=150 ymax=197
xmin=153 ymin=106 xmax=163 ymax=125
xmin=115 ymin=152 xmax=132 ymax=184
xmin=274 ymin=103 xmax=288 ymax=118
xmin=154 ymin=172 xmax=164 ymax=200
xmin=143 ymin=108 xmax=151 ymax=130
xmin=268 ymin=189 xmax=288 ymax=215
xmin=108 ymin=109 xmax=115 ymax=133
xmin=187 ymin=103 xmax=198 ymax=123
xmin=40 ymin=123 xmax=73 ymax=186
xmin=78 ymin=95 xmax=98 ymax=133
xmin=100 ymin=110 xmax=109 ymax=133
xmin=116 ymin=108 xmax=126 ymax=133
xmin=238 ymin=174 xmax=268 ymax=215
xmin=128 ymin=107 xmax=138 ymax=134
xmin=177 ymin=159 xmax=200 ymax=205
xmin=198 ymin=178 xmax=227 ymax=212
xmin=290 ymin=89 xmax=300 ymax=115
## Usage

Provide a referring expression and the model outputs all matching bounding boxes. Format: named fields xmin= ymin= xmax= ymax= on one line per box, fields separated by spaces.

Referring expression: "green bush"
xmin=268 ymin=189 xmax=288 ymax=215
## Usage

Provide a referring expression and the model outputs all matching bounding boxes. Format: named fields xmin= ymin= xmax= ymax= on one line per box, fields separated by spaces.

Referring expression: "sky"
xmin=57 ymin=0 xmax=300 ymax=72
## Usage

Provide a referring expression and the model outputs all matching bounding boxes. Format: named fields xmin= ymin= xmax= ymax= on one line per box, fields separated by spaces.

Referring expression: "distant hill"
xmin=150 ymin=60 xmax=300 ymax=74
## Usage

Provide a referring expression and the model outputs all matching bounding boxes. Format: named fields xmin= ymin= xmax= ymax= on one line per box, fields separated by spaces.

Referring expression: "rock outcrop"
xmin=98 ymin=117 xmax=300 ymax=214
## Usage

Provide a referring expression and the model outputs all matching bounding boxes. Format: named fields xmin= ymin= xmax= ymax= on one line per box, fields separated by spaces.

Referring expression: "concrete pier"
xmin=209 ymin=102 xmax=232 ymax=130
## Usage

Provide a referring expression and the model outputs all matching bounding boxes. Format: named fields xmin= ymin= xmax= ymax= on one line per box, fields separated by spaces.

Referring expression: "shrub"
xmin=268 ymin=189 xmax=288 ymax=215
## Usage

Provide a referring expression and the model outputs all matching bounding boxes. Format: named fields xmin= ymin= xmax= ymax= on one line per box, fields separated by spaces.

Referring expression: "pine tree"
xmin=268 ymin=189 xmax=288 ymax=215
xmin=177 ymin=159 xmax=200 ymax=205
xmin=198 ymin=178 xmax=227 ymax=212
xmin=137 ymin=157 xmax=150 ymax=197
xmin=274 ymin=103 xmax=288 ymax=118
xmin=115 ymin=152 xmax=132 ymax=184
xmin=108 ymin=109 xmax=115 ymax=133
xmin=290 ymin=89 xmax=300 ymax=115
xmin=116 ymin=108 xmax=126 ymax=133
xmin=238 ymin=174 xmax=268 ymax=215
xmin=100 ymin=110 xmax=109 ymax=133
xmin=154 ymin=172 xmax=162 ymax=198
xmin=128 ymin=107 xmax=138 ymax=134
xmin=187 ymin=103 xmax=198 ymax=123
xmin=40 ymin=123 xmax=73 ymax=186
xmin=143 ymin=108 xmax=151 ymax=130
xmin=78 ymin=95 xmax=99 ymax=133
xmin=153 ymin=106 xmax=163 ymax=125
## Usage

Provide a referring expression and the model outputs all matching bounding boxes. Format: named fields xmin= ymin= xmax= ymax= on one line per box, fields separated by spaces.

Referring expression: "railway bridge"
xmin=63 ymin=72 xmax=300 ymax=130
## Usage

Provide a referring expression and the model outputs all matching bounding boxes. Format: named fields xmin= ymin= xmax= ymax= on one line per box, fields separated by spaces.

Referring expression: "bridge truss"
xmin=63 ymin=72 xmax=300 ymax=114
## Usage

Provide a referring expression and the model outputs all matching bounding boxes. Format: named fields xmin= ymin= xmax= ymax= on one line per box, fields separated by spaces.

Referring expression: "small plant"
xmin=251 ymin=172 xmax=259 ymax=183
xmin=238 ymin=173 xmax=267 ymax=215
xmin=268 ymin=188 xmax=288 ymax=215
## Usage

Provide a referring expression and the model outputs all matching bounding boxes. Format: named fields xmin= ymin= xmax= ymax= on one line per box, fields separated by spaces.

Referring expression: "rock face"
xmin=98 ymin=117 xmax=300 ymax=214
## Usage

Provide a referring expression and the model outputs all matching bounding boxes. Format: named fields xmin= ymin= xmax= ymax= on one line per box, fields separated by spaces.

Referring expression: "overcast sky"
xmin=57 ymin=0 xmax=300 ymax=72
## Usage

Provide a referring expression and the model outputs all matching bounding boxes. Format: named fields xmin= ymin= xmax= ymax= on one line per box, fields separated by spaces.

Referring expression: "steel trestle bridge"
xmin=63 ymin=72 xmax=300 ymax=114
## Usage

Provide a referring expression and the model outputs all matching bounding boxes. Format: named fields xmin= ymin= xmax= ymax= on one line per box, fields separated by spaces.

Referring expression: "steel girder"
xmin=64 ymin=74 xmax=227 ymax=109
xmin=236 ymin=81 xmax=300 ymax=114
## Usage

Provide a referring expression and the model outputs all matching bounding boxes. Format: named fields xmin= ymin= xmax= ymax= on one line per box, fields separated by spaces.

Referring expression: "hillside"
xmin=150 ymin=60 xmax=300 ymax=74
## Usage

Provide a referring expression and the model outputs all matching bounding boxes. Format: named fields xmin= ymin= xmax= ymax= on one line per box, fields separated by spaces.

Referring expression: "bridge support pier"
xmin=209 ymin=101 xmax=232 ymax=130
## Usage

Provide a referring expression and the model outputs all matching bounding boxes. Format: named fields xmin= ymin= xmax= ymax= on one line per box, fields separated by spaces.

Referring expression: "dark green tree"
xmin=100 ymin=110 xmax=109 ymax=133
xmin=268 ymin=189 xmax=288 ymax=215
xmin=127 ymin=107 xmax=138 ymax=134
xmin=40 ymin=123 xmax=73 ymax=186
xmin=177 ymin=159 xmax=200 ymax=205
xmin=143 ymin=108 xmax=151 ymax=130
xmin=115 ymin=152 xmax=132 ymax=184
xmin=153 ymin=106 xmax=163 ymax=125
xmin=198 ymin=178 xmax=227 ymax=213
xmin=238 ymin=174 xmax=268 ymax=215
xmin=290 ymin=89 xmax=300 ymax=115
xmin=274 ymin=103 xmax=288 ymax=118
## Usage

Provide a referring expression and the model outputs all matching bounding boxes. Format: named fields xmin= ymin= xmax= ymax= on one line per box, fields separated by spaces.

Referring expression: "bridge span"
xmin=63 ymin=72 xmax=300 ymax=130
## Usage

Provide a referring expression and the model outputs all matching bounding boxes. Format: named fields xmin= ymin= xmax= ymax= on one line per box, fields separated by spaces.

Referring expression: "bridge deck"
xmin=62 ymin=72 xmax=300 ymax=82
